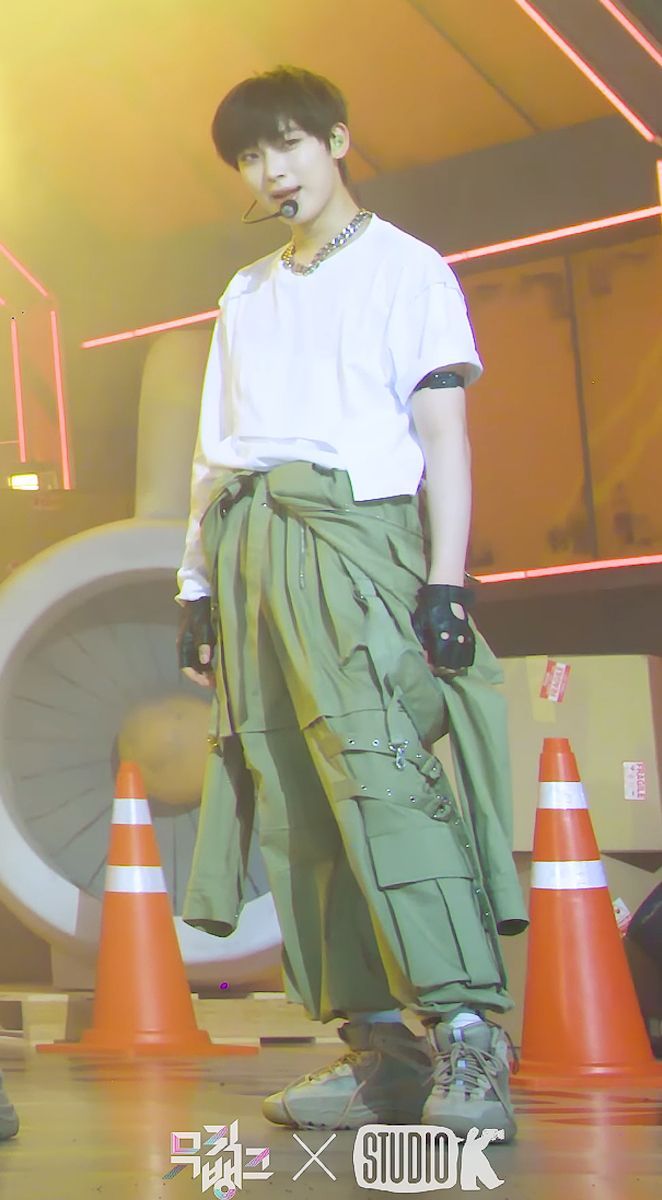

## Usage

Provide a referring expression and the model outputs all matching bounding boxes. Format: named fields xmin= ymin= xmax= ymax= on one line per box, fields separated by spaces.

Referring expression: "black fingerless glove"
xmin=177 ymin=597 xmax=215 ymax=675
xmin=412 ymin=583 xmax=475 ymax=672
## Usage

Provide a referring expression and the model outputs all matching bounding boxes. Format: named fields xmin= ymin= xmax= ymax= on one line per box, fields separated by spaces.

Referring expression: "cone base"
xmin=36 ymin=1034 xmax=259 ymax=1057
xmin=514 ymin=1059 xmax=662 ymax=1090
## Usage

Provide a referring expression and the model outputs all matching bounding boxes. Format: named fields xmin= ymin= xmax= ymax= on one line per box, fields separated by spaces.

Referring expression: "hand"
xmin=412 ymin=583 xmax=475 ymax=673
xmin=177 ymin=597 xmax=216 ymax=688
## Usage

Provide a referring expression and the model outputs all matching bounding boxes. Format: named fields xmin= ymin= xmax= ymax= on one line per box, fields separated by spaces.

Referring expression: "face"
xmin=236 ymin=120 xmax=348 ymax=223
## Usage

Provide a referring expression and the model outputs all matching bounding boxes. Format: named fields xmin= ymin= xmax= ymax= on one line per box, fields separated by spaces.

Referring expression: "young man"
xmin=178 ymin=66 xmax=527 ymax=1138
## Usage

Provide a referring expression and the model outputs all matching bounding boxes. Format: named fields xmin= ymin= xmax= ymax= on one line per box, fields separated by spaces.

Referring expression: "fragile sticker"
xmin=623 ymin=761 xmax=646 ymax=801
xmin=540 ymin=659 xmax=571 ymax=703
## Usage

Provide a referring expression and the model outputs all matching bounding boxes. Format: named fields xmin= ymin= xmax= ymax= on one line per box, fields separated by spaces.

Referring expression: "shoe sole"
xmin=263 ymin=1096 xmax=424 ymax=1130
xmin=421 ymin=1110 xmax=516 ymax=1143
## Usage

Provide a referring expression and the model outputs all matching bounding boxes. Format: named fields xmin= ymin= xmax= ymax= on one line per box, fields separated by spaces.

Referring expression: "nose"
xmin=262 ymin=145 xmax=287 ymax=181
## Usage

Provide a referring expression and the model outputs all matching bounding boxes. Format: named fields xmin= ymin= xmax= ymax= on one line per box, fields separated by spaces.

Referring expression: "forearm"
xmin=176 ymin=425 xmax=218 ymax=603
xmin=177 ymin=313 xmax=223 ymax=603
xmin=412 ymin=386 xmax=472 ymax=586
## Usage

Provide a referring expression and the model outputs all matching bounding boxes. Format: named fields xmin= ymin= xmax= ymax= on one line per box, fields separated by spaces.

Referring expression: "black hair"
xmin=211 ymin=65 xmax=350 ymax=183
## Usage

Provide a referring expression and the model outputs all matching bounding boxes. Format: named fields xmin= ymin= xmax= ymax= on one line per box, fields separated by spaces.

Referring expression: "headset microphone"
xmin=279 ymin=197 xmax=299 ymax=219
xmin=241 ymin=197 xmax=299 ymax=224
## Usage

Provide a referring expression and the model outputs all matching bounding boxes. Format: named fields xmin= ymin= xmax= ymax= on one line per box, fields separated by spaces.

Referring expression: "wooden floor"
xmin=1 ymin=1039 xmax=661 ymax=1199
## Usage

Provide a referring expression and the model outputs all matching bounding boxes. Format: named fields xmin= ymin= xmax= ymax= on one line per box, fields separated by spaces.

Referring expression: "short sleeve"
xmin=388 ymin=279 xmax=483 ymax=405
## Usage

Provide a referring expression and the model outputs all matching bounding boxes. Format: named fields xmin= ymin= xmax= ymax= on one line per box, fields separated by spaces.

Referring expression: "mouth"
xmin=270 ymin=187 xmax=300 ymax=202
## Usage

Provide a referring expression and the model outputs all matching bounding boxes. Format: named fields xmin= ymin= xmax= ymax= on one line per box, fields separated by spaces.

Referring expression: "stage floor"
xmin=1 ymin=1042 xmax=661 ymax=1199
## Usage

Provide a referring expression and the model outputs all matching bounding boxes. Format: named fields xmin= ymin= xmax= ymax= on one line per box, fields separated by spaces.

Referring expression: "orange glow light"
xmin=9 ymin=318 xmax=27 ymax=463
xmin=0 ymin=242 xmax=50 ymax=298
xmin=596 ymin=0 xmax=662 ymax=68
xmin=511 ymin=0 xmax=657 ymax=142
xmin=477 ymin=553 xmax=662 ymax=583
xmin=50 ymin=310 xmax=72 ymax=489
xmin=81 ymin=308 xmax=221 ymax=349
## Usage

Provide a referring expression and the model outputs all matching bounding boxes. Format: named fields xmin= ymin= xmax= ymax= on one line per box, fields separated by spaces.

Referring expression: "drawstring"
xmin=299 ymin=523 xmax=307 ymax=590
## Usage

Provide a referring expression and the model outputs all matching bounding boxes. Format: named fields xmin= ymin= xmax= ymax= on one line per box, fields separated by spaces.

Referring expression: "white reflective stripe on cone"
xmin=105 ymin=865 xmax=167 ymax=893
xmin=538 ymin=781 xmax=588 ymax=810
xmin=531 ymin=860 xmax=607 ymax=890
xmin=111 ymin=797 xmax=152 ymax=825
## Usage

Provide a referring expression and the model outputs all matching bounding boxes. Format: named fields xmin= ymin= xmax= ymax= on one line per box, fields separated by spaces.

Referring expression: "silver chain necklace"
xmin=281 ymin=209 xmax=372 ymax=276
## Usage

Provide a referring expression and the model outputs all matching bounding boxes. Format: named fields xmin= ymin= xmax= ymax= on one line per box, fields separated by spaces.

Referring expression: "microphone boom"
xmin=241 ymin=197 xmax=299 ymax=224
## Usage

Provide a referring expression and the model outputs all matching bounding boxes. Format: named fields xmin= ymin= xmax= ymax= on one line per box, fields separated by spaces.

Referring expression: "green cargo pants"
xmin=183 ymin=462 xmax=527 ymax=1022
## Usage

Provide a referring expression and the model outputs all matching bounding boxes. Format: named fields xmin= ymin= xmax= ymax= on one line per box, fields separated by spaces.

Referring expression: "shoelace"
xmin=295 ymin=1048 xmax=372 ymax=1085
xmin=281 ymin=1049 xmax=377 ymax=1126
xmin=434 ymin=1041 xmax=500 ymax=1098
xmin=280 ymin=1038 xmax=431 ymax=1129
xmin=289 ymin=1032 xmax=431 ymax=1091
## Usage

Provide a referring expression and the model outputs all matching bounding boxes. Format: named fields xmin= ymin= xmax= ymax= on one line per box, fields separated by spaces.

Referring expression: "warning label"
xmin=623 ymin=761 xmax=647 ymax=801
xmin=540 ymin=660 xmax=571 ymax=703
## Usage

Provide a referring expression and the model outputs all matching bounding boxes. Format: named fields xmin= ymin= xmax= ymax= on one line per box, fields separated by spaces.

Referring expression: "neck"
xmin=290 ymin=185 xmax=361 ymax=259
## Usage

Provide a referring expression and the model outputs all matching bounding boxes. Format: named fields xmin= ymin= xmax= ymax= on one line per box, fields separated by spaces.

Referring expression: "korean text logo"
xmin=165 ymin=1120 xmax=273 ymax=1198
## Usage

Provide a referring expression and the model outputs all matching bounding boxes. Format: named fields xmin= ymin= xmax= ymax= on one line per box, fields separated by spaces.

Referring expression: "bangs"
xmin=211 ymin=67 xmax=348 ymax=167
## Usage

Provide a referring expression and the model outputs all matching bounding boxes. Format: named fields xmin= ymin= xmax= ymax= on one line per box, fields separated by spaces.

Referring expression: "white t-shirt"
xmin=177 ymin=214 xmax=482 ymax=601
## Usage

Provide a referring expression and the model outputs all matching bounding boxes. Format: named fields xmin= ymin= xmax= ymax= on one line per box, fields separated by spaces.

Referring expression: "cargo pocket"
xmin=388 ymin=646 xmax=448 ymax=748
xmin=368 ymin=826 xmax=502 ymax=990
xmin=344 ymin=573 xmax=446 ymax=752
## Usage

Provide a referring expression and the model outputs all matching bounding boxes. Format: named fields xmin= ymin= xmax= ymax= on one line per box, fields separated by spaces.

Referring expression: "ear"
xmin=329 ymin=123 xmax=350 ymax=160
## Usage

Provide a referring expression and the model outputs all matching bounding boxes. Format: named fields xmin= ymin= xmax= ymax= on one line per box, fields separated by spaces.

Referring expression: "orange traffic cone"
xmin=516 ymin=737 xmax=662 ymax=1088
xmin=39 ymin=762 xmax=257 ymax=1057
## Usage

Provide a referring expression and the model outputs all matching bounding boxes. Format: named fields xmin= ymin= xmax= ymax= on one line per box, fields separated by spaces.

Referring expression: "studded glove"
xmin=412 ymin=583 xmax=475 ymax=672
xmin=177 ymin=597 xmax=215 ymax=677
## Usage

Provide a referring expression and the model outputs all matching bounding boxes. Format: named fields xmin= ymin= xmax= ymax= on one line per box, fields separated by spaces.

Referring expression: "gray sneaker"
xmin=262 ymin=1021 xmax=432 ymax=1130
xmin=0 ymin=1069 xmax=19 ymax=1141
xmin=422 ymin=1018 xmax=517 ymax=1142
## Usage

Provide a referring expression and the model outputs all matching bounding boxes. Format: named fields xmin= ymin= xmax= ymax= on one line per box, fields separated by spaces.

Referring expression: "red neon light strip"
xmin=0 ymin=242 xmax=50 ymax=298
xmin=511 ymin=0 xmax=657 ymax=142
xmin=9 ymin=319 xmax=28 ymax=463
xmin=595 ymin=0 xmax=662 ymax=68
xmin=81 ymin=308 xmax=220 ymax=349
xmin=446 ymin=205 xmax=661 ymax=263
xmin=81 ymin=205 xmax=661 ymax=348
xmin=49 ymin=310 xmax=72 ymax=489
xmin=477 ymin=553 xmax=662 ymax=583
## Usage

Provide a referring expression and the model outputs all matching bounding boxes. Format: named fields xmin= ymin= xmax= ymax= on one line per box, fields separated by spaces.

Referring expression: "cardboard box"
xmin=502 ymin=655 xmax=662 ymax=851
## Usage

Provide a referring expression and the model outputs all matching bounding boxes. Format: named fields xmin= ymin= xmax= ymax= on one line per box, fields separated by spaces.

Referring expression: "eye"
xmin=237 ymin=150 xmax=258 ymax=165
